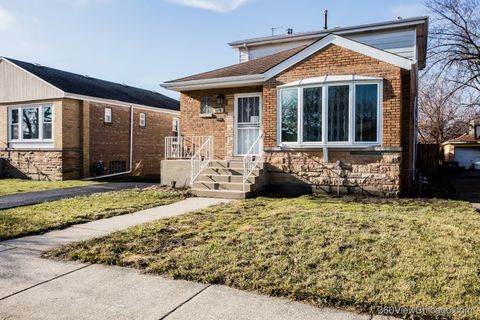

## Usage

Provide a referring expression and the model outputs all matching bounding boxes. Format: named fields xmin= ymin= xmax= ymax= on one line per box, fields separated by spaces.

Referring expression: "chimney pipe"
xmin=324 ymin=10 xmax=328 ymax=30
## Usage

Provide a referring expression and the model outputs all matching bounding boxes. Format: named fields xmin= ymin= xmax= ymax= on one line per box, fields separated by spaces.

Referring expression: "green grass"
xmin=45 ymin=195 xmax=480 ymax=319
xmin=0 ymin=179 xmax=101 ymax=196
xmin=0 ymin=189 xmax=184 ymax=240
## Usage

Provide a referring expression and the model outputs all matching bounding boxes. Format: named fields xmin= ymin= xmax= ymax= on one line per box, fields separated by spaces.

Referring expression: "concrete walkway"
xmin=0 ymin=197 xmax=384 ymax=320
xmin=0 ymin=182 xmax=157 ymax=210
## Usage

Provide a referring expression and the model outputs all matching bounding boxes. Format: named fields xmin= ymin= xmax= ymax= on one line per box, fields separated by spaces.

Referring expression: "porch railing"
xmin=243 ymin=133 xmax=263 ymax=192
xmin=190 ymin=136 xmax=213 ymax=185
xmin=165 ymin=136 xmax=212 ymax=159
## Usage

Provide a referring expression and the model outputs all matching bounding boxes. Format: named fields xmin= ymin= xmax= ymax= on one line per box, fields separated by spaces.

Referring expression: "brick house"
xmin=0 ymin=57 xmax=180 ymax=180
xmin=161 ymin=17 xmax=428 ymax=198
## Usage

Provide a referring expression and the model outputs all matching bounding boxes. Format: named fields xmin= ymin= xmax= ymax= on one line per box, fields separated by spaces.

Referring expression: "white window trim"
xmin=172 ymin=117 xmax=180 ymax=134
xmin=200 ymin=96 xmax=213 ymax=117
xmin=139 ymin=112 xmax=146 ymax=127
xmin=233 ymin=92 xmax=263 ymax=156
xmin=104 ymin=107 xmax=112 ymax=124
xmin=277 ymin=79 xmax=383 ymax=148
xmin=8 ymin=104 xmax=54 ymax=148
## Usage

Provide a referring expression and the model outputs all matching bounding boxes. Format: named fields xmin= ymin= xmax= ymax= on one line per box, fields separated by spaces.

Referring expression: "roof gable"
xmin=264 ymin=34 xmax=412 ymax=80
xmin=0 ymin=59 xmax=64 ymax=102
xmin=162 ymin=34 xmax=412 ymax=91
xmin=2 ymin=57 xmax=179 ymax=111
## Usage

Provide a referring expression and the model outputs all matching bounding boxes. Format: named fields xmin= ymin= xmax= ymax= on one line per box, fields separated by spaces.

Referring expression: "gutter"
xmin=161 ymin=74 xmax=264 ymax=92
xmin=83 ymin=106 xmax=134 ymax=180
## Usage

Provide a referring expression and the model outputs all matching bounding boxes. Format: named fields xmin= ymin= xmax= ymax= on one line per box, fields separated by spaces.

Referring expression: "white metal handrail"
xmin=190 ymin=136 xmax=213 ymax=185
xmin=243 ymin=133 xmax=263 ymax=192
xmin=165 ymin=136 xmax=211 ymax=159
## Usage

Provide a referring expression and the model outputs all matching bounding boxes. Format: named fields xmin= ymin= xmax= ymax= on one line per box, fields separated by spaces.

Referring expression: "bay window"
xmin=278 ymin=77 xmax=381 ymax=147
xmin=8 ymin=104 xmax=54 ymax=145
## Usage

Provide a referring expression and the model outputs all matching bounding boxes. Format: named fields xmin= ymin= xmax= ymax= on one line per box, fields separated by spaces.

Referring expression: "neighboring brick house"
xmin=0 ymin=57 xmax=180 ymax=180
xmin=161 ymin=17 xmax=428 ymax=197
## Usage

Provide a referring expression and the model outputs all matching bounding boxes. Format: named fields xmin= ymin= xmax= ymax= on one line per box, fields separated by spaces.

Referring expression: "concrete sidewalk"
xmin=0 ymin=182 xmax=157 ymax=210
xmin=0 ymin=197 xmax=385 ymax=320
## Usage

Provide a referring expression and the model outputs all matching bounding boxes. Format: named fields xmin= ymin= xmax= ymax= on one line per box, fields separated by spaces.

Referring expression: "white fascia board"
xmin=160 ymin=74 xmax=264 ymax=91
xmin=264 ymin=34 xmax=412 ymax=80
xmin=278 ymin=75 xmax=383 ymax=88
xmin=64 ymin=93 xmax=180 ymax=115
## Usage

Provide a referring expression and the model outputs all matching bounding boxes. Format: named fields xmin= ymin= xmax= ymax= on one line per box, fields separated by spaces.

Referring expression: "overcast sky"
xmin=0 ymin=0 xmax=428 ymax=98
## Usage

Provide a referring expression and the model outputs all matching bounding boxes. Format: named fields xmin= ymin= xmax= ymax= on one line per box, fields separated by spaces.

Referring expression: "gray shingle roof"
xmin=3 ymin=57 xmax=179 ymax=111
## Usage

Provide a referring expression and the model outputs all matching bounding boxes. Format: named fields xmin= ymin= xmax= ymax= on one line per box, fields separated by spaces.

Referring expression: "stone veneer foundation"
xmin=264 ymin=151 xmax=401 ymax=197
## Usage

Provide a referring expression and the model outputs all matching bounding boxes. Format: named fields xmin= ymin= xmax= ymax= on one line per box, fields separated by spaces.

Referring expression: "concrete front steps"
xmin=190 ymin=160 xmax=266 ymax=199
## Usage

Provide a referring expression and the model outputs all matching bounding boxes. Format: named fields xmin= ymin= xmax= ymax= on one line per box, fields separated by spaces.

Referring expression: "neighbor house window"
xmin=10 ymin=109 xmax=19 ymax=140
xmin=8 ymin=104 xmax=53 ymax=142
xmin=172 ymin=118 xmax=179 ymax=133
xmin=200 ymin=96 xmax=212 ymax=115
xmin=278 ymin=79 xmax=381 ymax=146
xmin=43 ymin=106 xmax=52 ymax=140
xmin=139 ymin=113 xmax=146 ymax=127
xmin=104 ymin=107 xmax=112 ymax=123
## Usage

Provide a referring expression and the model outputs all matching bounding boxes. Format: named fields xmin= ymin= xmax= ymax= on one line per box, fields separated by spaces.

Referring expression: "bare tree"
xmin=418 ymin=74 xmax=476 ymax=144
xmin=425 ymin=0 xmax=480 ymax=102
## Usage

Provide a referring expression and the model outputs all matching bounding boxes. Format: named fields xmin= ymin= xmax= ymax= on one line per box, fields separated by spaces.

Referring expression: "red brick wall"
xmin=87 ymin=102 xmax=177 ymax=177
xmin=132 ymin=108 xmax=177 ymax=175
xmin=263 ymin=44 xmax=403 ymax=148
xmin=180 ymin=86 xmax=262 ymax=159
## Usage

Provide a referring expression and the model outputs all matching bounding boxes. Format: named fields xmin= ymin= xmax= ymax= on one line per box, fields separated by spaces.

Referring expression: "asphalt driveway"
xmin=0 ymin=182 xmax=156 ymax=210
xmin=448 ymin=171 xmax=480 ymax=209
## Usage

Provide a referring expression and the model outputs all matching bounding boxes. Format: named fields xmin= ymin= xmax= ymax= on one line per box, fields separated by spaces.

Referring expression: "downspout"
xmin=83 ymin=106 xmax=134 ymax=180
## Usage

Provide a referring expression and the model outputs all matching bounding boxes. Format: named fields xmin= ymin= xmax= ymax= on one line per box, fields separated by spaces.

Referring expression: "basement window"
xmin=104 ymin=107 xmax=112 ymax=124
xmin=8 ymin=104 xmax=54 ymax=147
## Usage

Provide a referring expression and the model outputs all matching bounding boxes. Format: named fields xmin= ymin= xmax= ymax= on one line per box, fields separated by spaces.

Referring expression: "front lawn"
xmin=0 ymin=179 xmax=101 ymax=196
xmin=0 ymin=188 xmax=184 ymax=240
xmin=46 ymin=196 xmax=480 ymax=319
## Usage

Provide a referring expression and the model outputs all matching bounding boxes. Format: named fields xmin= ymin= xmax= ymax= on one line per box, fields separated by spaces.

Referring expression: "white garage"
xmin=454 ymin=147 xmax=480 ymax=170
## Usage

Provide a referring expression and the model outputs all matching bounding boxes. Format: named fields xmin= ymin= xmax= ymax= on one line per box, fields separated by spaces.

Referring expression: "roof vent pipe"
xmin=324 ymin=10 xmax=328 ymax=30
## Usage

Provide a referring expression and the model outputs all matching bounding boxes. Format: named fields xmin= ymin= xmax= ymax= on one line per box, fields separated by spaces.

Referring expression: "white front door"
xmin=234 ymin=94 xmax=262 ymax=156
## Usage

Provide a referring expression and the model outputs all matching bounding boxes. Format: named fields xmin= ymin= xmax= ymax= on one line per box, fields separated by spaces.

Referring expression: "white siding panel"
xmin=0 ymin=60 xmax=63 ymax=103
xmin=247 ymin=40 xmax=313 ymax=61
xmin=348 ymin=29 xmax=416 ymax=59
xmin=242 ymin=28 xmax=417 ymax=62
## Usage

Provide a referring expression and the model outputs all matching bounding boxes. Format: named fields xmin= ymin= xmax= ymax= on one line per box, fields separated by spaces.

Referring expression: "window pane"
xmin=201 ymin=96 xmax=211 ymax=114
xmin=43 ymin=106 xmax=52 ymax=123
xmin=238 ymin=97 xmax=260 ymax=124
xmin=11 ymin=109 xmax=19 ymax=124
xmin=11 ymin=124 xmax=19 ymax=140
xmin=10 ymin=109 xmax=19 ymax=139
xmin=355 ymin=84 xmax=378 ymax=142
xmin=303 ymin=87 xmax=322 ymax=142
xmin=43 ymin=123 xmax=52 ymax=139
xmin=23 ymin=108 xmax=39 ymax=139
xmin=281 ymin=89 xmax=298 ymax=142
xmin=328 ymin=85 xmax=349 ymax=142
